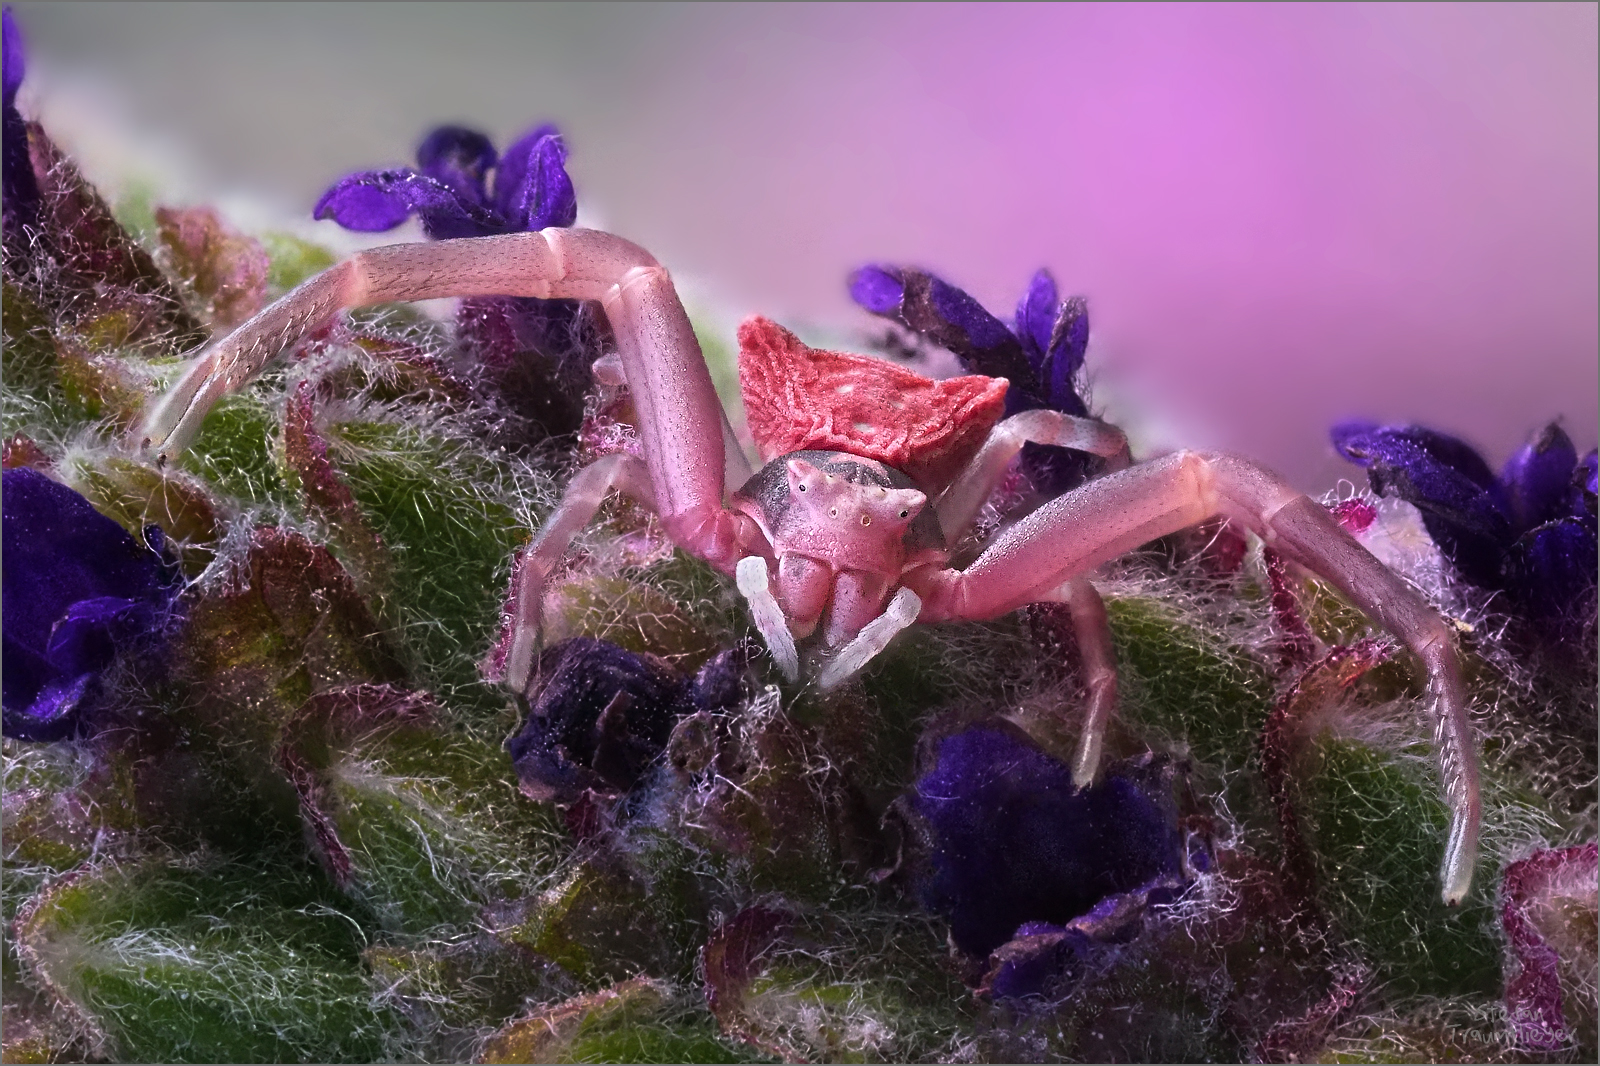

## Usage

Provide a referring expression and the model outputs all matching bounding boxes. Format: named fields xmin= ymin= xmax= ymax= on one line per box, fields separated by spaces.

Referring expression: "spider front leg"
xmin=503 ymin=453 xmax=654 ymax=694
xmin=136 ymin=228 xmax=765 ymax=688
xmin=910 ymin=450 xmax=1481 ymax=904
xmin=936 ymin=409 xmax=1130 ymax=540
xmin=1034 ymin=577 xmax=1119 ymax=789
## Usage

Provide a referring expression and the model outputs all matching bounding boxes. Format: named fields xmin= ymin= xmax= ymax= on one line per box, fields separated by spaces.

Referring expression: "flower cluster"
xmin=1333 ymin=420 xmax=1597 ymax=625
xmin=849 ymin=263 xmax=1103 ymax=495
xmin=316 ymin=122 xmax=594 ymax=440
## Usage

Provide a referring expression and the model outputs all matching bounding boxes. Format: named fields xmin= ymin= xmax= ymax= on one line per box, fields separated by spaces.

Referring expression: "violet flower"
xmin=314 ymin=123 xmax=591 ymax=438
xmin=908 ymin=722 xmax=1185 ymax=962
xmin=1332 ymin=421 xmax=1598 ymax=622
xmin=849 ymin=264 xmax=1099 ymax=495
xmin=2 ymin=469 xmax=182 ymax=741
xmin=2 ymin=5 xmax=39 ymax=228
xmin=314 ymin=124 xmax=575 ymax=239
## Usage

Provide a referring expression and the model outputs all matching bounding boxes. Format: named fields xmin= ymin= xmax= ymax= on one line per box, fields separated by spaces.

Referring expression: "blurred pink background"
xmin=15 ymin=2 xmax=1597 ymax=490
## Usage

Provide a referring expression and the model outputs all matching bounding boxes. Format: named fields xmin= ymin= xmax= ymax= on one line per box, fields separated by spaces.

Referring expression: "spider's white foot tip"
xmin=1070 ymin=734 xmax=1103 ymax=790
xmin=1439 ymin=813 xmax=1477 ymax=906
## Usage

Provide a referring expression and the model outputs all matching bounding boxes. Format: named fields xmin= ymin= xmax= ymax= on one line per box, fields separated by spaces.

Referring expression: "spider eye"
xmin=829 ymin=507 xmax=838 ymax=518
xmin=797 ymin=484 xmax=807 ymax=492
xmin=898 ymin=510 xmax=909 ymax=518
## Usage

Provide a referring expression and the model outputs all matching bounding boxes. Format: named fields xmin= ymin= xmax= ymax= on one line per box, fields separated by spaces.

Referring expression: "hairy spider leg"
xmin=935 ymin=409 xmax=1131 ymax=540
xmin=931 ymin=410 xmax=1126 ymax=782
xmin=504 ymin=452 xmax=654 ymax=694
xmin=136 ymin=229 xmax=765 ymax=688
xmin=1030 ymin=577 xmax=1120 ymax=789
xmin=909 ymin=449 xmax=1481 ymax=905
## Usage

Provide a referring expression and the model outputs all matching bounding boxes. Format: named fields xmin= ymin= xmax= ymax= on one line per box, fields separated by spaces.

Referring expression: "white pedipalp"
xmin=817 ymin=586 xmax=922 ymax=691
xmin=736 ymin=556 xmax=800 ymax=681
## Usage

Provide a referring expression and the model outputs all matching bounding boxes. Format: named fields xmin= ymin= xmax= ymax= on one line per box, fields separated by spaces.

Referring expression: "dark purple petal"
xmin=2 ymin=5 xmax=22 ymax=106
xmin=9 ymin=673 xmax=94 ymax=743
xmin=983 ymin=878 xmax=1181 ymax=1000
xmin=506 ymin=638 xmax=691 ymax=801
xmin=1574 ymin=449 xmax=1597 ymax=516
xmin=853 ymin=266 xmax=1039 ymax=398
xmin=1500 ymin=422 xmax=1577 ymax=534
xmin=1014 ymin=268 xmax=1059 ymax=371
xmin=493 ymin=123 xmax=555 ymax=220
xmin=927 ymin=274 xmax=1016 ymax=353
xmin=1331 ymin=422 xmax=1511 ymax=587
xmin=45 ymin=596 xmax=148 ymax=675
xmin=847 ymin=264 xmax=906 ymax=316
xmin=313 ymin=168 xmax=505 ymax=240
xmin=493 ymin=124 xmax=576 ymax=231
xmin=984 ymin=924 xmax=1092 ymax=1000
xmin=910 ymin=722 xmax=1182 ymax=957
xmin=415 ymin=125 xmax=496 ymax=206
xmin=1503 ymin=516 xmax=1599 ymax=620
xmin=1043 ymin=294 xmax=1091 ymax=416
xmin=2 ymin=5 xmax=36 ymax=226
xmin=1 ymin=469 xmax=178 ymax=740
xmin=687 ymin=645 xmax=751 ymax=712
xmin=1332 ymin=422 xmax=1498 ymax=491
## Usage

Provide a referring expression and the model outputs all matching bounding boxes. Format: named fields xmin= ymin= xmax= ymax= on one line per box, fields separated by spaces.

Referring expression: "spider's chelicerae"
xmin=137 ymin=226 xmax=1480 ymax=904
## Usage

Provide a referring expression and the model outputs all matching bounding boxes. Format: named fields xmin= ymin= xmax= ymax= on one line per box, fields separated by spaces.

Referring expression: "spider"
xmin=136 ymin=226 xmax=1480 ymax=905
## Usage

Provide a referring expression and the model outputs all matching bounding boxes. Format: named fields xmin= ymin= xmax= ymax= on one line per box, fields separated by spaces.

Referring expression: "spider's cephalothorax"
xmin=731 ymin=450 xmax=945 ymax=646
xmin=136 ymin=225 xmax=1483 ymax=905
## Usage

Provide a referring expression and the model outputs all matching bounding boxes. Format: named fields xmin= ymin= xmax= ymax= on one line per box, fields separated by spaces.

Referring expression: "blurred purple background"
xmin=15 ymin=2 xmax=1597 ymax=490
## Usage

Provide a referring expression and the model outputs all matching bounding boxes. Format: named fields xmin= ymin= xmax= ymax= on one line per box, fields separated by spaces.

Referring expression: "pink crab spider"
xmin=137 ymin=227 xmax=1481 ymax=905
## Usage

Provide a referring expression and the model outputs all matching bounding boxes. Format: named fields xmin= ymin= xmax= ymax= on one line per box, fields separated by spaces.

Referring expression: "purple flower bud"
xmin=494 ymin=125 xmax=577 ymax=232
xmin=1014 ymin=269 xmax=1059 ymax=372
xmin=415 ymin=125 xmax=497 ymax=206
xmin=1331 ymin=421 xmax=1511 ymax=588
xmin=926 ymin=273 xmax=1016 ymax=355
xmin=1500 ymin=422 xmax=1578 ymax=534
xmin=1332 ymin=422 xmax=1498 ymax=492
xmin=1504 ymin=516 xmax=1599 ymax=621
xmin=847 ymin=264 xmax=906 ymax=316
xmin=909 ymin=722 xmax=1182 ymax=957
xmin=2 ymin=469 xmax=180 ymax=741
xmin=1043 ymin=294 xmax=1090 ymax=418
xmin=2 ymin=5 xmax=23 ymax=108
xmin=2 ymin=5 xmax=38 ymax=227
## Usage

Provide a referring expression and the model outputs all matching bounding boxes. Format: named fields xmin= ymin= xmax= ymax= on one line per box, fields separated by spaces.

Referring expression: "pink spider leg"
xmin=1031 ymin=577 xmax=1120 ymax=789
xmin=910 ymin=450 xmax=1481 ymax=904
xmin=934 ymin=411 xmax=1127 ymax=780
xmin=503 ymin=452 xmax=653 ymax=694
xmin=135 ymin=229 xmax=765 ymax=688
xmin=936 ymin=409 xmax=1131 ymax=541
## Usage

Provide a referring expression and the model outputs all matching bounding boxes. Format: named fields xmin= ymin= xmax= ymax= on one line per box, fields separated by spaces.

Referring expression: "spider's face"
xmin=783 ymin=458 xmax=926 ymax=540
